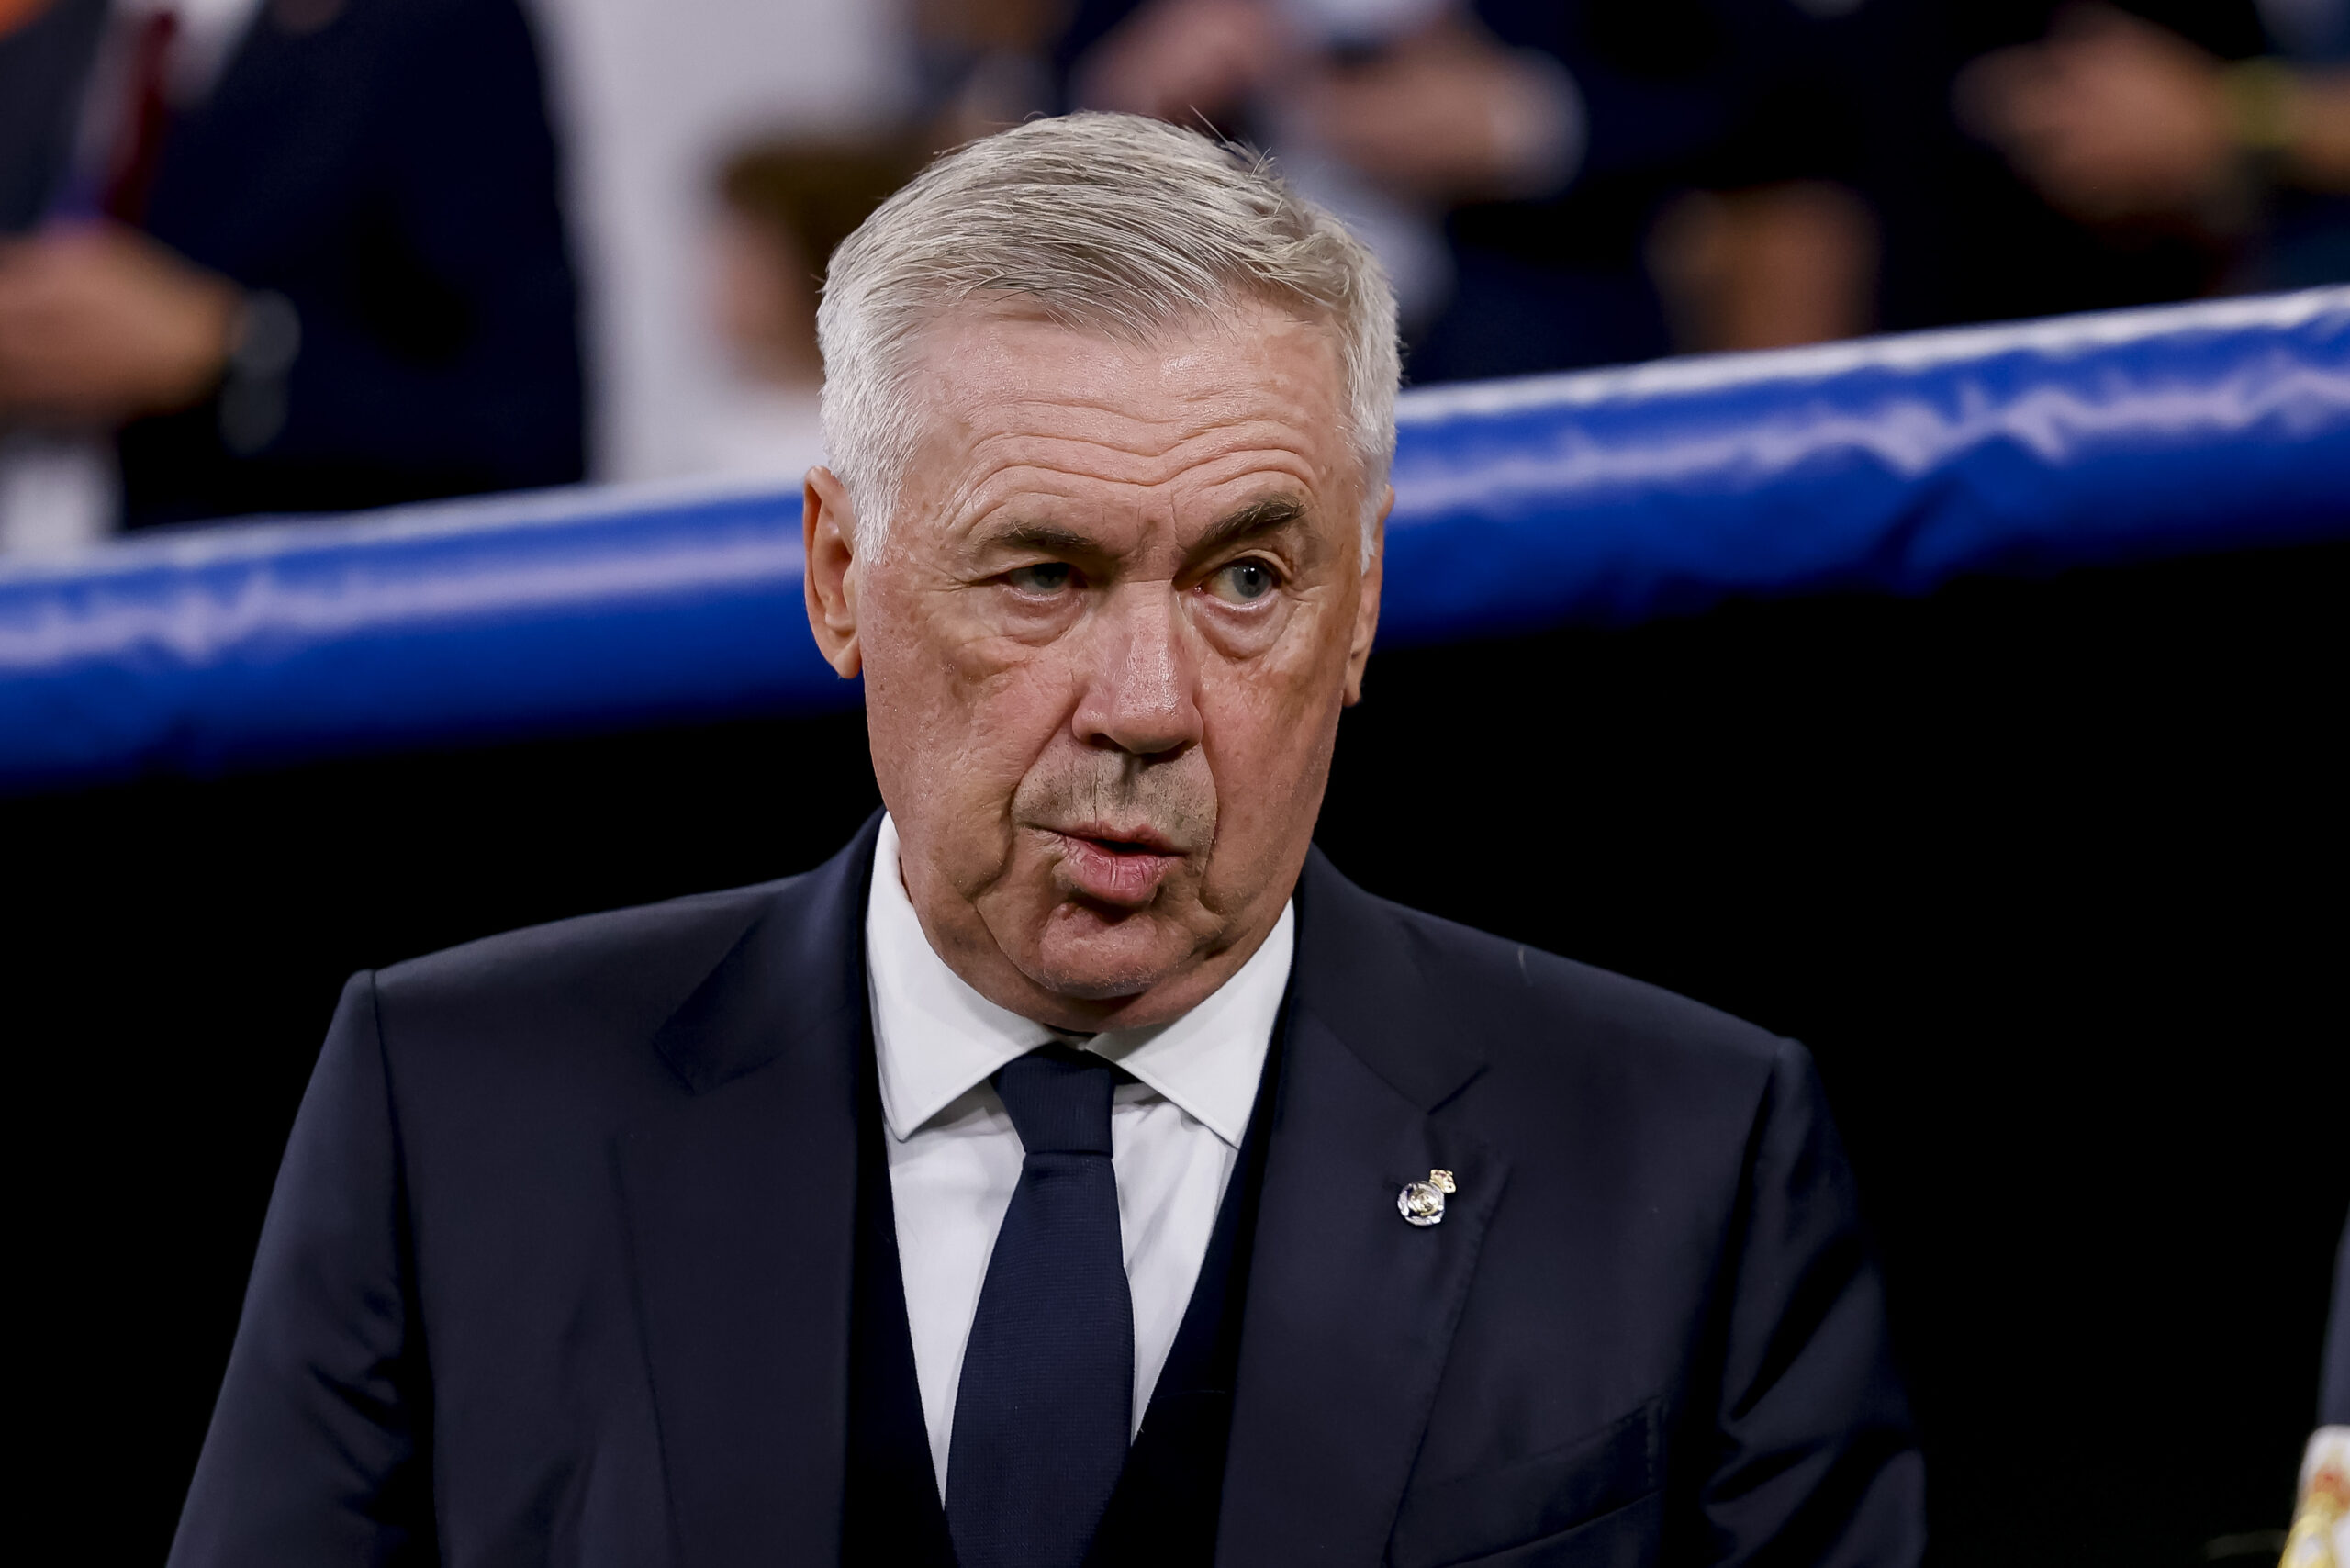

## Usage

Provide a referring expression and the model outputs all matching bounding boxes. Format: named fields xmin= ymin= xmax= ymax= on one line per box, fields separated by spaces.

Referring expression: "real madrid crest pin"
xmin=1397 ymin=1169 xmax=1457 ymax=1227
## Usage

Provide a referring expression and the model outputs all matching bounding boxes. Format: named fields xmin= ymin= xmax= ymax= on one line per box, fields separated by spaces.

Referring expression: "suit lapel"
xmin=616 ymin=814 xmax=881 ymax=1568
xmin=1217 ymin=852 xmax=1507 ymax=1566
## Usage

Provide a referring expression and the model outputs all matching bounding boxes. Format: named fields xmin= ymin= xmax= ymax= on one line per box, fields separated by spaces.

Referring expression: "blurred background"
xmin=2 ymin=0 xmax=2345 ymax=1562
xmin=6 ymin=0 xmax=2348 ymax=551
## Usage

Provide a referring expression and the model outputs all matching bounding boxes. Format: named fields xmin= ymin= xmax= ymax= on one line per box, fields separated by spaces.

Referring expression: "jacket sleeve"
xmin=1694 ymin=1039 xmax=1926 ymax=1567
xmin=168 ymin=972 xmax=435 ymax=1567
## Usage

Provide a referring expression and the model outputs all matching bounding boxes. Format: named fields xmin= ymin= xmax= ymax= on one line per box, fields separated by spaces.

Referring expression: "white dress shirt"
xmin=864 ymin=813 xmax=1293 ymax=1498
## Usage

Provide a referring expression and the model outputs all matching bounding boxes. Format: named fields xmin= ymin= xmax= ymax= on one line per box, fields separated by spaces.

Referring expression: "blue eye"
xmin=1209 ymin=560 xmax=1278 ymax=603
xmin=1006 ymin=563 xmax=1076 ymax=594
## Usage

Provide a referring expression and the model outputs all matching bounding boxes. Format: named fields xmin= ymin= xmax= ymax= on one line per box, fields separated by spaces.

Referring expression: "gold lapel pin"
xmin=1397 ymin=1169 xmax=1457 ymax=1227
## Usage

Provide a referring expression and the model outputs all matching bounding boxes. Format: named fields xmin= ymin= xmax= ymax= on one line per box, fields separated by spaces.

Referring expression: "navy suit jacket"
xmin=171 ymin=815 xmax=1924 ymax=1566
xmin=118 ymin=0 xmax=585 ymax=526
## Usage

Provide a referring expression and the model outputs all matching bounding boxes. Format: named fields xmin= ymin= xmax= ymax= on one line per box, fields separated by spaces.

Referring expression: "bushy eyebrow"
xmin=983 ymin=521 xmax=1099 ymax=557
xmin=976 ymin=495 xmax=1310 ymax=564
xmin=1190 ymin=494 xmax=1308 ymax=558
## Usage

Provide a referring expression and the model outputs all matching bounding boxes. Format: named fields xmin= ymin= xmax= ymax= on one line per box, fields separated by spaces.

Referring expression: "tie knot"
xmin=993 ymin=1044 xmax=1117 ymax=1157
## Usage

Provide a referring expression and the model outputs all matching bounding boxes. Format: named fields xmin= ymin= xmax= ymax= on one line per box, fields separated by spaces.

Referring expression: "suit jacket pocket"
xmin=1387 ymin=1401 xmax=1662 ymax=1568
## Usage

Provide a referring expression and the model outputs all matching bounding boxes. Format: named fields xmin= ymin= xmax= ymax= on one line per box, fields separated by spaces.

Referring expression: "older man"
xmin=170 ymin=115 xmax=1922 ymax=1568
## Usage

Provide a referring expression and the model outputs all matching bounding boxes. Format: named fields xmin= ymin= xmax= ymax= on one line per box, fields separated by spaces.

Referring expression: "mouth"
xmin=1042 ymin=823 xmax=1186 ymax=907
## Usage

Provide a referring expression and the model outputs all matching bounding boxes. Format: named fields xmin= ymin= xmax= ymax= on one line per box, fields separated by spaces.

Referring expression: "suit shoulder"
xmin=1366 ymin=889 xmax=1794 ymax=1081
xmin=1340 ymin=892 xmax=1809 ymax=1189
xmin=372 ymin=877 xmax=792 ymax=1022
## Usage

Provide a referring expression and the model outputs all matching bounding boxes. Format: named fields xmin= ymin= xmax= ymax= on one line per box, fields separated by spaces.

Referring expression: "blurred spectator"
xmin=1061 ymin=0 xmax=1893 ymax=379
xmin=1065 ymin=0 xmax=1572 ymax=351
xmin=916 ymin=0 xmax=1072 ymax=143
xmin=0 ymin=0 xmax=106 ymax=237
xmin=1649 ymin=180 xmax=1880 ymax=351
xmin=676 ymin=2 xmax=1085 ymax=487
xmin=529 ymin=0 xmax=913 ymax=486
xmin=701 ymin=139 xmax=920 ymax=482
xmin=1957 ymin=2 xmax=2350 ymax=295
xmin=0 ymin=0 xmax=586 ymax=553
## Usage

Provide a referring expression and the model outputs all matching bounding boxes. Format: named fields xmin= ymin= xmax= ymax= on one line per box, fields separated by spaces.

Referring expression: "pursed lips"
xmin=1035 ymin=822 xmax=1188 ymax=906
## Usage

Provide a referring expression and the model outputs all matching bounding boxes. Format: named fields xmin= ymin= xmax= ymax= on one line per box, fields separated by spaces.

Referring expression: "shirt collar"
xmin=864 ymin=812 xmax=1292 ymax=1148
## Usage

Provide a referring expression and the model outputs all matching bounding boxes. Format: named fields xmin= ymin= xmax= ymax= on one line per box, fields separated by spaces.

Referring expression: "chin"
xmin=1026 ymin=919 xmax=1188 ymax=1005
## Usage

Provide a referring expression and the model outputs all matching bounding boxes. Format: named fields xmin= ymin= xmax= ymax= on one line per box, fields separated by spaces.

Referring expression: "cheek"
xmin=1197 ymin=631 xmax=1348 ymax=845
xmin=865 ymin=615 xmax=1076 ymax=813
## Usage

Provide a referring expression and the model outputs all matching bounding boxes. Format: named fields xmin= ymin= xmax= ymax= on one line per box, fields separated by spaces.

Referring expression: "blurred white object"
xmin=66 ymin=0 xmax=263 ymax=186
xmin=0 ymin=431 xmax=118 ymax=559
xmin=527 ymin=0 xmax=912 ymax=483
xmin=155 ymin=0 xmax=264 ymax=102
xmin=1269 ymin=0 xmax=1583 ymax=330
xmin=1273 ymin=0 xmax=1450 ymax=326
xmin=695 ymin=384 xmax=825 ymax=488
xmin=2286 ymin=1428 xmax=2350 ymax=1568
xmin=1261 ymin=114 xmax=1455 ymax=328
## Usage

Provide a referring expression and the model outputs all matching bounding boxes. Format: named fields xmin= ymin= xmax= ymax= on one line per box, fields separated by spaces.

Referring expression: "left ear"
xmin=1341 ymin=485 xmax=1390 ymax=707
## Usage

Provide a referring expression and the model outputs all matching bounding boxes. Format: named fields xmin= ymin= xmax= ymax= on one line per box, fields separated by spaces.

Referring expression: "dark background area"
xmin=8 ymin=537 xmax=2345 ymax=1565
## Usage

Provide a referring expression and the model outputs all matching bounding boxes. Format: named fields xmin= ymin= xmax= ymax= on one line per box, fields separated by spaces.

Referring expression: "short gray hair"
xmin=816 ymin=113 xmax=1400 ymax=563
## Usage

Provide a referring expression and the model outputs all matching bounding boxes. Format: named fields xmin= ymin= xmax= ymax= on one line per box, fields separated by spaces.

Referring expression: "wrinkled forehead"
xmin=893 ymin=300 xmax=1360 ymax=530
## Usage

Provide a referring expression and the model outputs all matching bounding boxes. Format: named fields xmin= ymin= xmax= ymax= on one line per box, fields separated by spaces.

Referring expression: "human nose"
xmin=1072 ymin=581 xmax=1203 ymax=758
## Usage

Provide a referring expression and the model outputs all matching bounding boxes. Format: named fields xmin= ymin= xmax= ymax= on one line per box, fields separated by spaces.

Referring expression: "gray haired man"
xmin=172 ymin=115 xmax=1923 ymax=1568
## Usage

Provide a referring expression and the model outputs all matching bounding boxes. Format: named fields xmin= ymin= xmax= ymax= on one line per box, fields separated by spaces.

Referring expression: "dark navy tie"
xmin=945 ymin=1044 xmax=1134 ymax=1568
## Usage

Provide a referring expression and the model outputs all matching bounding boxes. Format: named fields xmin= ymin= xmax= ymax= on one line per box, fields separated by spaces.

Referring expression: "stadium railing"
xmin=3 ymin=287 xmax=2345 ymax=793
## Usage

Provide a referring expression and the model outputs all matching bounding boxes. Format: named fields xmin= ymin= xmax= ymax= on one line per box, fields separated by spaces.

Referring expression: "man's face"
xmin=804 ymin=301 xmax=1386 ymax=1030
